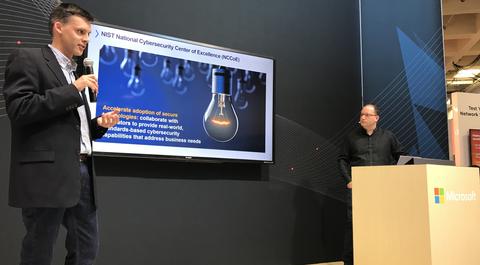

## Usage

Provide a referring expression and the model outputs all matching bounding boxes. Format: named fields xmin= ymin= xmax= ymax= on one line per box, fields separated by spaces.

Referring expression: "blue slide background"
xmin=95 ymin=45 xmax=267 ymax=152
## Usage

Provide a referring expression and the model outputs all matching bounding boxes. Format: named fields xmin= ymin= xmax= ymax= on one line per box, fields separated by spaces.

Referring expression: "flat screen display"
xmin=86 ymin=23 xmax=274 ymax=162
xmin=470 ymin=129 xmax=480 ymax=167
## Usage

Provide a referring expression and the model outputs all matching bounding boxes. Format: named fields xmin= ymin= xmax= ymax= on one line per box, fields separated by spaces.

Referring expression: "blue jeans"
xmin=20 ymin=162 xmax=98 ymax=265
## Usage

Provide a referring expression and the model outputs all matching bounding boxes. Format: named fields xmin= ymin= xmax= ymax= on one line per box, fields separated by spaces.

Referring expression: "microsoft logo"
xmin=434 ymin=188 xmax=477 ymax=204
xmin=434 ymin=188 xmax=445 ymax=204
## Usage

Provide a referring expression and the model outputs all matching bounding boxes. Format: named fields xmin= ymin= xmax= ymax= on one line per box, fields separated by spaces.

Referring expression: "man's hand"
xmin=97 ymin=109 xmax=120 ymax=128
xmin=73 ymin=74 xmax=97 ymax=93
xmin=347 ymin=181 xmax=352 ymax=189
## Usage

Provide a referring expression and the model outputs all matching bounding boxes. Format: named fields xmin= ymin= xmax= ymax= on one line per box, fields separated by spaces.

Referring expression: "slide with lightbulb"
xmin=87 ymin=23 xmax=274 ymax=162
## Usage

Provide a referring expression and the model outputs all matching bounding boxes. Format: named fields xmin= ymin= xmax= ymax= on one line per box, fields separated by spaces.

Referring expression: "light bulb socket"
xmin=134 ymin=64 xmax=141 ymax=75
xmin=212 ymin=68 xmax=231 ymax=95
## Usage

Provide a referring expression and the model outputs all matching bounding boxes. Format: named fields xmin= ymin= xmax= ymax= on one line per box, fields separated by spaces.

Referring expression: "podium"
xmin=352 ymin=164 xmax=480 ymax=265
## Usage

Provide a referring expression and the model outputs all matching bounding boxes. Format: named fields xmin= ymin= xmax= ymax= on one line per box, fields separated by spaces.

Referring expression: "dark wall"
xmin=0 ymin=0 xmax=360 ymax=264
xmin=360 ymin=0 xmax=449 ymax=159
xmin=77 ymin=0 xmax=362 ymax=139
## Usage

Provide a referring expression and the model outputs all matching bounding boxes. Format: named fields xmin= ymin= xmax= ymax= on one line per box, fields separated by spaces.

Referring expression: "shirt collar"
xmin=359 ymin=125 xmax=378 ymax=136
xmin=48 ymin=44 xmax=77 ymax=73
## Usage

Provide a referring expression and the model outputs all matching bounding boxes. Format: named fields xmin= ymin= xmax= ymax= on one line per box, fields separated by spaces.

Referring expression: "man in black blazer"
xmin=3 ymin=3 xmax=119 ymax=265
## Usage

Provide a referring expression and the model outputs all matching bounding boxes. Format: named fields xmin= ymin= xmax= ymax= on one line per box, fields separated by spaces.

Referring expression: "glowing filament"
xmin=211 ymin=118 xmax=231 ymax=126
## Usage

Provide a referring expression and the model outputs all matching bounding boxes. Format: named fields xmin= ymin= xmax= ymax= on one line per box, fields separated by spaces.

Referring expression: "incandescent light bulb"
xmin=203 ymin=68 xmax=239 ymax=142
xmin=127 ymin=64 xmax=145 ymax=97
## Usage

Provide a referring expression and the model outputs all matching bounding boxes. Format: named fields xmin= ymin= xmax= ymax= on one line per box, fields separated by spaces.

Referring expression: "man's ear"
xmin=52 ymin=21 xmax=63 ymax=36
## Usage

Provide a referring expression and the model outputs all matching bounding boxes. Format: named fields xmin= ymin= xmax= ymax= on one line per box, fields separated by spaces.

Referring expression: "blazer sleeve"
xmin=90 ymin=117 xmax=109 ymax=140
xmin=3 ymin=49 xmax=84 ymax=127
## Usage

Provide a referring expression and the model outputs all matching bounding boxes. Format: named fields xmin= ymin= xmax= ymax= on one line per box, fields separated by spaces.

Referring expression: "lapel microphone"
xmin=83 ymin=58 xmax=97 ymax=102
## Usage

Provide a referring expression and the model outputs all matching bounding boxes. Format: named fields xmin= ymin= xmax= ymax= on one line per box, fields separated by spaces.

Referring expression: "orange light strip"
xmin=211 ymin=119 xmax=231 ymax=126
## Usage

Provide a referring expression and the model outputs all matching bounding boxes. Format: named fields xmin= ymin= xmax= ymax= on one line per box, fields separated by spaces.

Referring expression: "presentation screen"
xmin=86 ymin=23 xmax=274 ymax=162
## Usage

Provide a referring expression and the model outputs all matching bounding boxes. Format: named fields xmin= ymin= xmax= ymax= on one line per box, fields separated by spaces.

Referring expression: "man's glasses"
xmin=360 ymin=113 xmax=377 ymax=117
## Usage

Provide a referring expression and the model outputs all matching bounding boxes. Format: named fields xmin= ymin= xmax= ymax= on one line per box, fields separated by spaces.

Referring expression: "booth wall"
xmin=0 ymin=0 xmax=360 ymax=264
xmin=0 ymin=0 xmax=449 ymax=264
xmin=360 ymin=0 xmax=449 ymax=159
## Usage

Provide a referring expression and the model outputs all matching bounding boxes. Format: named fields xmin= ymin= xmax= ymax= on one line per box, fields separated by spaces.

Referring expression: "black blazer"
xmin=3 ymin=46 xmax=107 ymax=208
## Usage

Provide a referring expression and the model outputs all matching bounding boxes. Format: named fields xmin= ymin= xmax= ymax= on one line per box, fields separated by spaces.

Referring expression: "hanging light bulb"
xmin=205 ymin=64 xmax=213 ymax=84
xmin=160 ymin=58 xmax=175 ymax=85
xmin=172 ymin=64 xmax=188 ymax=95
xmin=234 ymin=78 xmax=249 ymax=110
xmin=99 ymin=45 xmax=118 ymax=65
xmin=227 ymin=67 xmax=238 ymax=76
xmin=243 ymin=70 xmax=256 ymax=93
xmin=258 ymin=72 xmax=266 ymax=86
xmin=127 ymin=63 xmax=145 ymax=97
xmin=120 ymin=49 xmax=139 ymax=78
xmin=139 ymin=51 xmax=158 ymax=67
xmin=182 ymin=60 xmax=195 ymax=81
xmin=198 ymin=62 xmax=210 ymax=74
xmin=203 ymin=68 xmax=239 ymax=142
